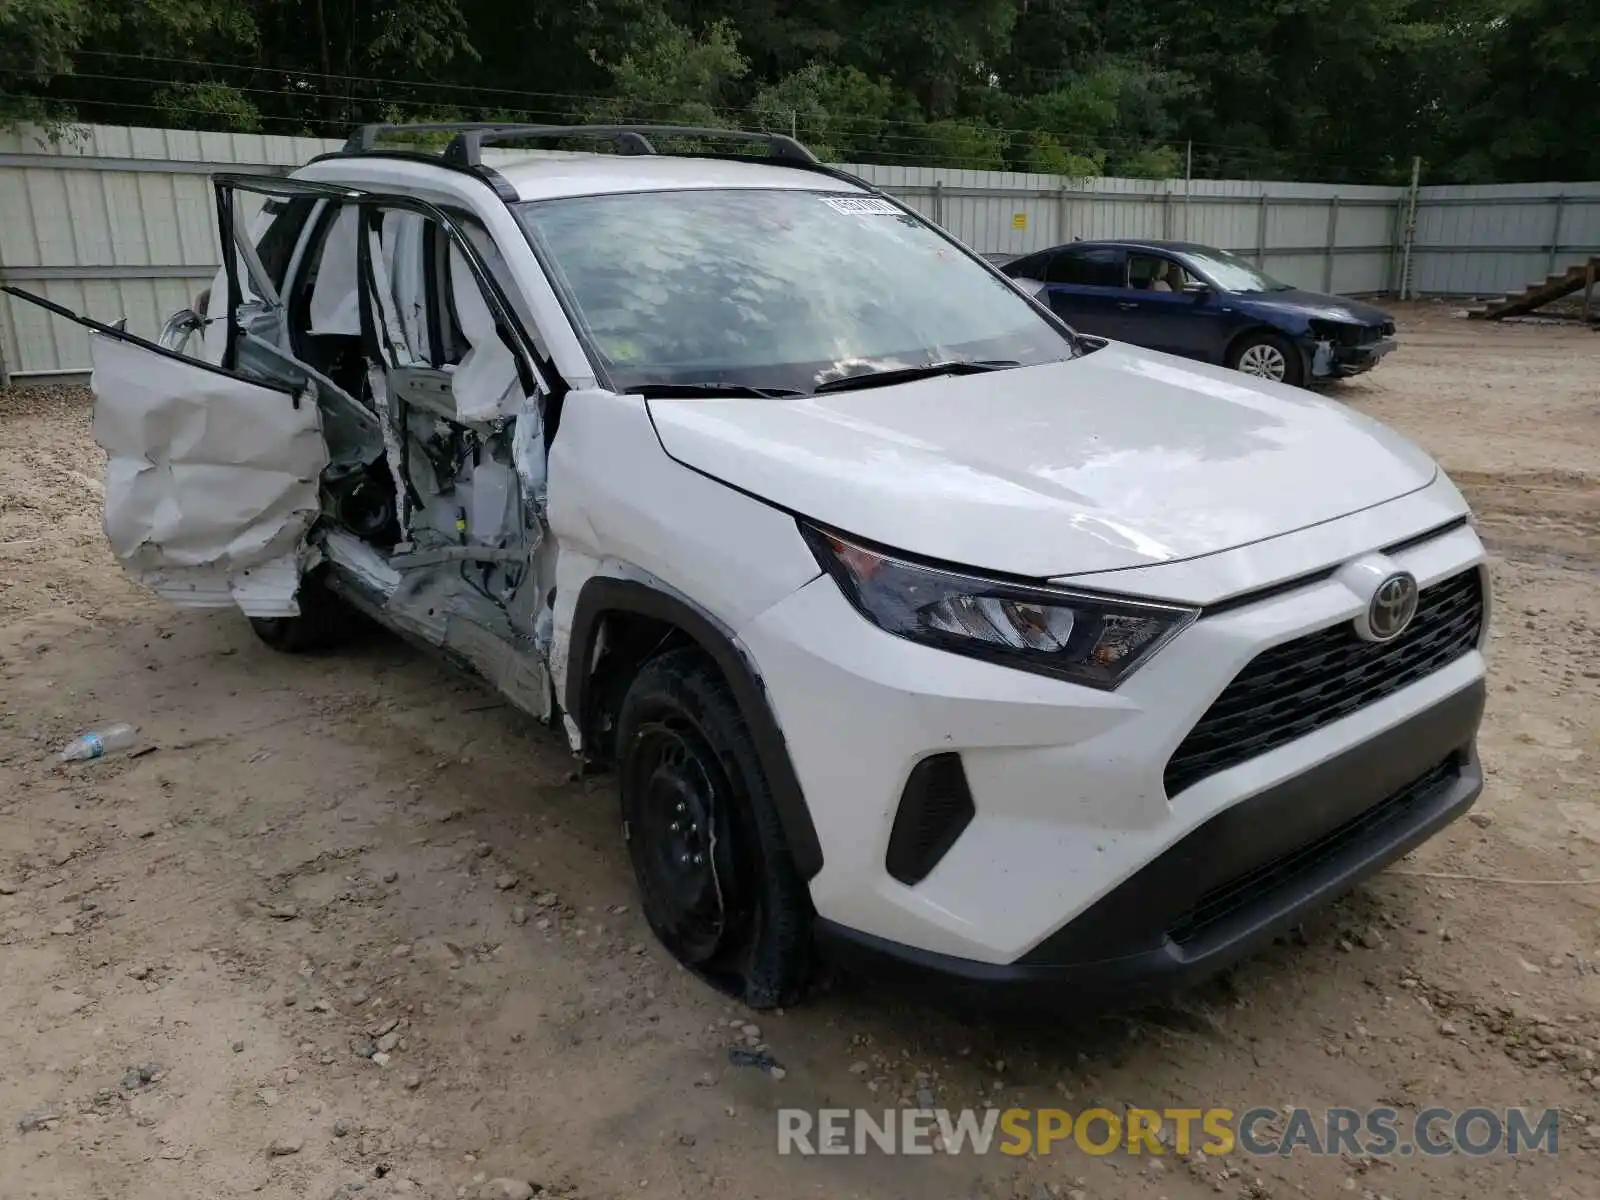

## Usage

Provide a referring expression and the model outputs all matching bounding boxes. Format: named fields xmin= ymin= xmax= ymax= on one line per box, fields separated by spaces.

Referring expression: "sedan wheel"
xmin=1228 ymin=332 xmax=1304 ymax=386
xmin=1237 ymin=342 xmax=1288 ymax=379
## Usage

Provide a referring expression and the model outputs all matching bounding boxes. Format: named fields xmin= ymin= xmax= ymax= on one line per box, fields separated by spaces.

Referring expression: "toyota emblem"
xmin=1362 ymin=572 xmax=1419 ymax=643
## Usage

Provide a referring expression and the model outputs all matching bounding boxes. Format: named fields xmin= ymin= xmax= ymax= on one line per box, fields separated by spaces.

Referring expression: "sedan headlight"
xmin=802 ymin=525 xmax=1197 ymax=690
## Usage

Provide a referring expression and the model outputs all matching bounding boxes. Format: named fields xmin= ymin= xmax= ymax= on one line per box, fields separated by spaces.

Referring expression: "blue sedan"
xmin=1002 ymin=239 xmax=1397 ymax=387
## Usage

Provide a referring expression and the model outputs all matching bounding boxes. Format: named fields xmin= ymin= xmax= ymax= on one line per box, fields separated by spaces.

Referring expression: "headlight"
xmin=801 ymin=525 xmax=1197 ymax=690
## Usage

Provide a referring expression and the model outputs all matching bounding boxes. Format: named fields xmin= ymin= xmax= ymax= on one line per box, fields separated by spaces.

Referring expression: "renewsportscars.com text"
xmin=776 ymin=1106 xmax=1561 ymax=1158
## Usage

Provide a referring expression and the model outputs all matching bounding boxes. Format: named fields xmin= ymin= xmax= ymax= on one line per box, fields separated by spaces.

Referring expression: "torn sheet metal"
xmin=511 ymin=398 xmax=548 ymax=520
xmin=321 ymin=528 xmax=552 ymax=721
xmin=90 ymin=332 xmax=329 ymax=618
xmin=368 ymin=361 xmax=412 ymax=535
xmin=321 ymin=528 xmax=400 ymax=598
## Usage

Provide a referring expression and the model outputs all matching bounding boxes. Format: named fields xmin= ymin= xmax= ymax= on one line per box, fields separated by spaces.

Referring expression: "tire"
xmin=249 ymin=574 xmax=357 ymax=654
xmin=615 ymin=647 xmax=813 ymax=1008
xmin=1227 ymin=330 xmax=1304 ymax=386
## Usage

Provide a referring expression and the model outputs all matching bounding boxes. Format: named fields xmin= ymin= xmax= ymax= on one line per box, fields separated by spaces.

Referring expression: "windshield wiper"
xmin=812 ymin=359 xmax=1021 ymax=395
xmin=630 ymin=381 xmax=806 ymax=400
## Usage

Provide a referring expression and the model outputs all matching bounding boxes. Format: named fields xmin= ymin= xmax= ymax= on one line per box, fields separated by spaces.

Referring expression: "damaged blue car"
xmin=1003 ymin=239 xmax=1397 ymax=387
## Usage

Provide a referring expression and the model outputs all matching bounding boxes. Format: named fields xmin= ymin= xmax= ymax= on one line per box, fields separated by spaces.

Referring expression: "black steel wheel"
xmin=624 ymin=717 xmax=739 ymax=963
xmin=249 ymin=572 xmax=358 ymax=654
xmin=616 ymin=648 xmax=812 ymax=1007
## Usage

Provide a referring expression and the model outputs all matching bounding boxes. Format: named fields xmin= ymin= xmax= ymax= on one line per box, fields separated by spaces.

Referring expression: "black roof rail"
xmin=343 ymin=122 xmax=518 ymax=154
xmin=438 ymin=124 xmax=820 ymax=169
xmin=343 ymin=121 xmax=820 ymax=168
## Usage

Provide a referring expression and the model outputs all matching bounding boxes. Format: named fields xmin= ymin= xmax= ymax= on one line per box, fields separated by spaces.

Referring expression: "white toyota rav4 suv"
xmin=9 ymin=124 xmax=1490 ymax=1010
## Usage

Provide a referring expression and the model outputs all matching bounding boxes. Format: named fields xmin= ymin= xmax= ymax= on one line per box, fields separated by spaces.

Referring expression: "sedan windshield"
xmin=515 ymin=188 xmax=1076 ymax=394
xmin=1179 ymin=247 xmax=1292 ymax=293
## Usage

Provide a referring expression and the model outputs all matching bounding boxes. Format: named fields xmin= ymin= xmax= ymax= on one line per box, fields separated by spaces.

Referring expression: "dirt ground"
xmin=0 ymin=303 xmax=1596 ymax=1200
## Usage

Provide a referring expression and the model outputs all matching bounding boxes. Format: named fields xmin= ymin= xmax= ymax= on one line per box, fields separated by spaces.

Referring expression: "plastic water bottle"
xmin=59 ymin=723 xmax=139 ymax=762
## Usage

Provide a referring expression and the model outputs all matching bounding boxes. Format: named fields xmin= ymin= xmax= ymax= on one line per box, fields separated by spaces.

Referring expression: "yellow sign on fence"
xmin=1012 ymin=212 xmax=1028 ymax=230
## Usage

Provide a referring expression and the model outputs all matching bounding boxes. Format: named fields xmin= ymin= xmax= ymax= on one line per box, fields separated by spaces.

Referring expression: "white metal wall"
xmin=1407 ymin=181 xmax=1600 ymax=297
xmin=842 ymin=164 xmax=1406 ymax=298
xmin=2 ymin=123 xmax=1596 ymax=376
xmin=0 ymin=125 xmax=342 ymax=378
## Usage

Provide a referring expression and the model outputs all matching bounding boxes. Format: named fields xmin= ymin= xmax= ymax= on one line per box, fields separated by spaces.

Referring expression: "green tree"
xmin=1437 ymin=0 xmax=1600 ymax=181
xmin=1 ymin=0 xmax=1595 ymax=184
xmin=904 ymin=118 xmax=1007 ymax=171
xmin=0 ymin=0 xmax=88 ymax=124
xmin=1022 ymin=132 xmax=1105 ymax=179
xmin=584 ymin=13 xmax=748 ymax=128
xmin=751 ymin=63 xmax=896 ymax=161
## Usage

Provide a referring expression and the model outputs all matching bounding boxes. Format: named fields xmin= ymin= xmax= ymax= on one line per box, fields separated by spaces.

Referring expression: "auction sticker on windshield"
xmin=822 ymin=196 xmax=901 ymax=216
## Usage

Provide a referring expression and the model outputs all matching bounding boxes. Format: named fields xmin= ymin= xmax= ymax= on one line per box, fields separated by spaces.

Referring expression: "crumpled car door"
xmin=0 ymin=177 xmax=374 ymax=617
xmin=0 ymin=286 xmax=330 ymax=617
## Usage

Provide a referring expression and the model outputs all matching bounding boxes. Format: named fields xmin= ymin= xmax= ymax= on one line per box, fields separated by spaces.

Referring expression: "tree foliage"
xmin=1 ymin=0 xmax=1594 ymax=183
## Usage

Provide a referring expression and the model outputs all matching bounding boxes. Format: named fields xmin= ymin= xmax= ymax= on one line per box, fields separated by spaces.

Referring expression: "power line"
xmin=58 ymin=48 xmax=1409 ymax=178
xmin=19 ymin=88 xmax=1409 ymax=184
xmin=21 ymin=94 xmax=1407 ymax=184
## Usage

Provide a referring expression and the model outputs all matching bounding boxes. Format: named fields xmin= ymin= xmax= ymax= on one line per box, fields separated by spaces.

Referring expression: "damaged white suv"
xmin=8 ymin=124 xmax=1491 ymax=1010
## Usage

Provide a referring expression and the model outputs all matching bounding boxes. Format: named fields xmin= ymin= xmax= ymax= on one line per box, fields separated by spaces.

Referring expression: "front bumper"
xmin=817 ymin=679 xmax=1483 ymax=1009
xmin=737 ymin=500 xmax=1488 ymax=979
xmin=1311 ymin=335 xmax=1398 ymax=378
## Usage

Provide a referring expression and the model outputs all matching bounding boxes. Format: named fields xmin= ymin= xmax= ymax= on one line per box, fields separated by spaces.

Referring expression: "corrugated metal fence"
xmin=0 ymin=126 xmax=344 ymax=378
xmin=1408 ymin=181 xmax=1600 ymax=297
xmin=840 ymin=165 xmax=1409 ymax=299
xmin=2 ymin=123 xmax=1597 ymax=377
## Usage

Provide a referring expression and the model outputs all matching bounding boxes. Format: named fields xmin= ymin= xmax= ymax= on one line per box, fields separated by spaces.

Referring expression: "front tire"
xmin=615 ymin=648 xmax=813 ymax=1008
xmin=1228 ymin=331 xmax=1304 ymax=386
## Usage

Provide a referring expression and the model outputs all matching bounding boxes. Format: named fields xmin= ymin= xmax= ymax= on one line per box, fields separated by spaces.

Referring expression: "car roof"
xmin=489 ymin=152 xmax=867 ymax=203
xmin=1042 ymin=239 xmax=1213 ymax=255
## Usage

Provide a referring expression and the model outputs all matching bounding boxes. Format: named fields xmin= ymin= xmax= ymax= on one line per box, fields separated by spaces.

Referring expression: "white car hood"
xmin=646 ymin=344 xmax=1438 ymax=578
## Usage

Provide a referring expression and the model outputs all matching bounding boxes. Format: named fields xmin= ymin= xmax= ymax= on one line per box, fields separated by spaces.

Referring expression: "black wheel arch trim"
xmin=565 ymin=576 xmax=824 ymax=881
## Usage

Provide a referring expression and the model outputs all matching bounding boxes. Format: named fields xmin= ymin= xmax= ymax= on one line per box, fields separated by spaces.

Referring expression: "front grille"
xmin=1330 ymin=323 xmax=1392 ymax=346
xmin=1165 ymin=568 xmax=1484 ymax=797
xmin=1168 ymin=755 xmax=1460 ymax=947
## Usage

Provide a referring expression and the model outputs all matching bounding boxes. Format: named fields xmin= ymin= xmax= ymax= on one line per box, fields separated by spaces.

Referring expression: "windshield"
xmin=515 ymin=188 xmax=1075 ymax=394
xmin=1178 ymin=247 xmax=1291 ymax=293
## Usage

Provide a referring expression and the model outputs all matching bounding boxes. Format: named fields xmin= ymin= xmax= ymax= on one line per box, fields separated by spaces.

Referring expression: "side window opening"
xmin=1045 ymin=252 xmax=1083 ymax=285
xmin=289 ymin=203 xmax=366 ymax=398
xmin=223 ymin=192 xmax=314 ymax=313
xmin=1126 ymin=253 xmax=1192 ymax=292
xmin=1046 ymin=249 xmax=1124 ymax=287
xmin=1008 ymin=251 xmax=1048 ymax=280
xmin=1068 ymin=249 xmax=1126 ymax=288
xmin=426 ymin=223 xmax=470 ymax=368
xmin=255 ymin=197 xmax=318 ymax=294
